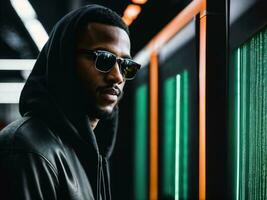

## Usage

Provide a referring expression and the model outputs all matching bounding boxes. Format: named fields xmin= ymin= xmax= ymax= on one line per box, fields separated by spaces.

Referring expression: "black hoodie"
xmin=0 ymin=5 xmax=126 ymax=200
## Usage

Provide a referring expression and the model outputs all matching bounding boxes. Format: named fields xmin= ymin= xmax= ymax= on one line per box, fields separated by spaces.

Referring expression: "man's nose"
xmin=105 ymin=63 xmax=124 ymax=84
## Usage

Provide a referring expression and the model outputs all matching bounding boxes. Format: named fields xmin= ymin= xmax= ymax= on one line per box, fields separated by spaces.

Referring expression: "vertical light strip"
xmin=199 ymin=8 xmax=207 ymax=200
xmin=149 ymin=51 xmax=158 ymax=200
xmin=134 ymin=84 xmax=148 ymax=200
xmin=182 ymin=70 xmax=189 ymax=199
xmin=162 ymin=77 xmax=176 ymax=197
xmin=175 ymin=74 xmax=181 ymax=200
xmin=236 ymin=48 xmax=241 ymax=200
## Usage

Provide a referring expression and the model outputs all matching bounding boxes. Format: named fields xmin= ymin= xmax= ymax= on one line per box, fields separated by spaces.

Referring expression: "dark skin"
xmin=76 ymin=23 xmax=131 ymax=130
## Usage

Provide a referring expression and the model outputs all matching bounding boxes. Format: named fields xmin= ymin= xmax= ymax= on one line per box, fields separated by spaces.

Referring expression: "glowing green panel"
xmin=178 ymin=71 xmax=189 ymax=200
xmin=162 ymin=76 xmax=176 ymax=198
xmin=162 ymin=70 xmax=189 ymax=200
xmin=231 ymin=27 xmax=267 ymax=200
xmin=134 ymin=84 xmax=148 ymax=200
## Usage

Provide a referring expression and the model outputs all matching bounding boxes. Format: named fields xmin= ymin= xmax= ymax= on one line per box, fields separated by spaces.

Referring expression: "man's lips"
xmin=98 ymin=86 xmax=121 ymax=103
xmin=101 ymin=87 xmax=120 ymax=96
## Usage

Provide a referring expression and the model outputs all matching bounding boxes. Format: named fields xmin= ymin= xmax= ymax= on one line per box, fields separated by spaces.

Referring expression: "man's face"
xmin=76 ymin=22 xmax=131 ymax=119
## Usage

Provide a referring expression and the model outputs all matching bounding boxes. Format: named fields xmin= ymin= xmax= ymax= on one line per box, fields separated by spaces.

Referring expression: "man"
xmin=0 ymin=4 xmax=140 ymax=200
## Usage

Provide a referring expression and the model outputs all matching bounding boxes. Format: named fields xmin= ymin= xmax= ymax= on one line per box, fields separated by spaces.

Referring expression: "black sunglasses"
xmin=78 ymin=49 xmax=141 ymax=80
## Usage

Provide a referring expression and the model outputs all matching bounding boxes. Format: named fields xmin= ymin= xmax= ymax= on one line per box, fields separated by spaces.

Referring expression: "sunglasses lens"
xmin=120 ymin=59 xmax=141 ymax=80
xmin=92 ymin=50 xmax=140 ymax=80
xmin=95 ymin=51 xmax=116 ymax=72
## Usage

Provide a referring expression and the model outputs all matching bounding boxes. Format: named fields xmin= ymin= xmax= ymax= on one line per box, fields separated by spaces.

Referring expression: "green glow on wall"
xmin=236 ymin=48 xmax=241 ymax=200
xmin=231 ymin=27 xmax=267 ymax=200
xmin=162 ymin=70 xmax=189 ymax=200
xmin=180 ymin=70 xmax=189 ymax=200
xmin=134 ymin=84 xmax=148 ymax=200
xmin=163 ymin=77 xmax=176 ymax=198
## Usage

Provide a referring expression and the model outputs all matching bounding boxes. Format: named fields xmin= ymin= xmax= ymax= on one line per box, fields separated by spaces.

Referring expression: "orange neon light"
xmin=149 ymin=52 xmax=158 ymax=200
xmin=122 ymin=4 xmax=142 ymax=25
xmin=147 ymin=0 xmax=205 ymax=51
xmin=123 ymin=4 xmax=141 ymax=19
xmin=199 ymin=12 xmax=206 ymax=200
xmin=122 ymin=16 xmax=133 ymax=26
xmin=140 ymin=1 xmax=207 ymax=200
xmin=132 ymin=0 xmax=148 ymax=4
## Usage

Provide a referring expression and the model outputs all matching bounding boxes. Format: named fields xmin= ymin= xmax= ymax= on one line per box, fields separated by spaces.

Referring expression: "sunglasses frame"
xmin=78 ymin=49 xmax=141 ymax=80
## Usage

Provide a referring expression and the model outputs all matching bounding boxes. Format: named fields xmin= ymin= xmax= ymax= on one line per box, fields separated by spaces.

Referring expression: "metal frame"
xmin=134 ymin=0 xmax=229 ymax=199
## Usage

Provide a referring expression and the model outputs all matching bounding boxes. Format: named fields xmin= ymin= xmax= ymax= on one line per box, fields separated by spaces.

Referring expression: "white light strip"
xmin=24 ymin=19 xmax=49 ymax=50
xmin=0 ymin=83 xmax=25 ymax=104
xmin=10 ymin=0 xmax=48 ymax=51
xmin=0 ymin=59 xmax=35 ymax=70
xmin=175 ymin=74 xmax=181 ymax=200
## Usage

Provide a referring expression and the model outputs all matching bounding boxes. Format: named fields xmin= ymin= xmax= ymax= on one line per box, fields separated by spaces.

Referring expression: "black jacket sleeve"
xmin=0 ymin=152 xmax=59 ymax=200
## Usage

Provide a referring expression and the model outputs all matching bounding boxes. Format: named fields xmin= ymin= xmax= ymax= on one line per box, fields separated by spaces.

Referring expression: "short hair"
xmin=77 ymin=4 xmax=130 ymax=36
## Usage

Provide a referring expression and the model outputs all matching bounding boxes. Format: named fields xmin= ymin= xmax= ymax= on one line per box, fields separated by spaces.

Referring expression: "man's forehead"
xmin=77 ymin=22 xmax=131 ymax=56
xmin=84 ymin=22 xmax=129 ymax=41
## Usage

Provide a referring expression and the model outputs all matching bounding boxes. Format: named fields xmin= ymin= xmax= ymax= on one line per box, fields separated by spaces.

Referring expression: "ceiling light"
xmin=124 ymin=4 xmax=141 ymax=20
xmin=122 ymin=4 xmax=142 ymax=25
xmin=0 ymin=59 xmax=35 ymax=70
xmin=0 ymin=83 xmax=24 ymax=104
xmin=10 ymin=0 xmax=36 ymax=19
xmin=10 ymin=0 xmax=48 ymax=51
xmin=122 ymin=16 xmax=134 ymax=26
xmin=132 ymin=0 xmax=148 ymax=4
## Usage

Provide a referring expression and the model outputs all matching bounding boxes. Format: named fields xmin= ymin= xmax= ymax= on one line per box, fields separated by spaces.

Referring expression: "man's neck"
xmin=89 ymin=117 xmax=99 ymax=130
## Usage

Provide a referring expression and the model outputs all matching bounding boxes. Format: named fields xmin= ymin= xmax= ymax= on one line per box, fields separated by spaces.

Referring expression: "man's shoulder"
xmin=0 ymin=116 xmax=31 ymax=149
xmin=0 ymin=116 xmax=63 ymax=163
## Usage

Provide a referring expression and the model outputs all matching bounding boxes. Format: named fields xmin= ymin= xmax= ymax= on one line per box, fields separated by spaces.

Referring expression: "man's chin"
xmin=89 ymin=105 xmax=115 ymax=120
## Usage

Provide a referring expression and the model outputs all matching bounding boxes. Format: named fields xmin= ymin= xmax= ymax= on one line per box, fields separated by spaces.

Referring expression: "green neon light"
xmin=181 ymin=70 xmax=189 ymax=199
xmin=162 ymin=71 xmax=189 ymax=199
xmin=232 ymin=27 xmax=267 ymax=200
xmin=162 ymin=77 xmax=176 ymax=197
xmin=134 ymin=84 xmax=148 ymax=200
xmin=175 ymin=71 xmax=189 ymax=200
xmin=175 ymin=74 xmax=181 ymax=200
xmin=236 ymin=48 xmax=240 ymax=200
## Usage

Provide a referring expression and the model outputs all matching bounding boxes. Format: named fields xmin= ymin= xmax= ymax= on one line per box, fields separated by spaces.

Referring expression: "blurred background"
xmin=0 ymin=0 xmax=190 ymax=125
xmin=1 ymin=0 xmax=267 ymax=199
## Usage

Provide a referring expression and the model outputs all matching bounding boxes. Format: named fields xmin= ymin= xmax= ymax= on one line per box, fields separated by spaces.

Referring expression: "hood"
xmin=19 ymin=4 xmax=122 ymax=158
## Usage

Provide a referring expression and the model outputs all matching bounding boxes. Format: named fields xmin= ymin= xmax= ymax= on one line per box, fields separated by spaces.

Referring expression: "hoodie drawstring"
xmin=102 ymin=158 xmax=111 ymax=200
xmin=97 ymin=155 xmax=111 ymax=200
xmin=97 ymin=156 xmax=102 ymax=200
